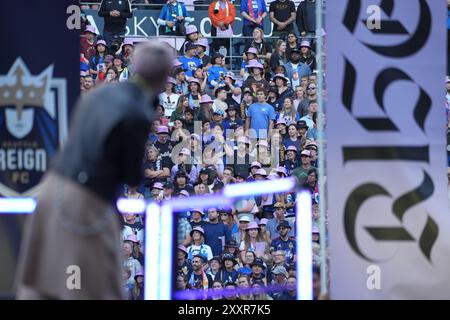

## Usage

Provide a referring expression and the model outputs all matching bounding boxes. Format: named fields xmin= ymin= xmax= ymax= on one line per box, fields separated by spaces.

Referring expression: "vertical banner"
xmin=0 ymin=0 xmax=78 ymax=295
xmin=327 ymin=0 xmax=449 ymax=299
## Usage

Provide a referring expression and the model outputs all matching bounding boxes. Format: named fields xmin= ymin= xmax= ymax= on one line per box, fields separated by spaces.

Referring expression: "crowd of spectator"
xmin=79 ymin=0 xmax=326 ymax=301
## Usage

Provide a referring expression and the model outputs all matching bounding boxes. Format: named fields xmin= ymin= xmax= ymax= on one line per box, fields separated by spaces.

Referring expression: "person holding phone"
xmin=157 ymin=0 xmax=194 ymax=36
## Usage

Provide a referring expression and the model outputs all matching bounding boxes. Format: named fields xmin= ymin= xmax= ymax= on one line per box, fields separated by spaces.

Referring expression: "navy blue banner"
xmin=84 ymin=8 xmax=274 ymax=38
xmin=0 ymin=0 xmax=79 ymax=296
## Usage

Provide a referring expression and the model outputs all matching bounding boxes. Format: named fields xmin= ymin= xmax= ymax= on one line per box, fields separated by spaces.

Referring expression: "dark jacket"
xmin=53 ymin=82 xmax=155 ymax=204
xmin=99 ymin=0 xmax=133 ymax=32
xmin=296 ymin=0 xmax=316 ymax=34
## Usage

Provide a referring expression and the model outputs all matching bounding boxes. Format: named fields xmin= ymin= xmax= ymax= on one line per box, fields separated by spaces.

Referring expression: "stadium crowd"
xmin=79 ymin=0 xmax=327 ymax=300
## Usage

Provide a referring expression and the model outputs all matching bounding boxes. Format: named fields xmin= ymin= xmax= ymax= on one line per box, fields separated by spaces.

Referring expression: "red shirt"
xmin=80 ymin=37 xmax=97 ymax=61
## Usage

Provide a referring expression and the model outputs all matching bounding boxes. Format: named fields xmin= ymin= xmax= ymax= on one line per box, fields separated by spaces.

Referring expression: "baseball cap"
xmin=272 ymin=266 xmax=288 ymax=277
xmin=185 ymin=42 xmax=197 ymax=52
xmin=301 ymin=150 xmax=311 ymax=157
xmin=277 ymin=220 xmax=292 ymax=230
xmin=296 ymin=120 xmax=308 ymax=129
xmin=239 ymin=216 xmax=251 ymax=223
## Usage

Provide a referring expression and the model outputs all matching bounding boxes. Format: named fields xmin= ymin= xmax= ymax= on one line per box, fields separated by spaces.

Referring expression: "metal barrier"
xmin=0 ymin=178 xmax=313 ymax=300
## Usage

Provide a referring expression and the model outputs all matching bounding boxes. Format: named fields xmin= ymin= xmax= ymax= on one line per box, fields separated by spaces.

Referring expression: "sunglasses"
xmin=307 ymin=87 xmax=316 ymax=90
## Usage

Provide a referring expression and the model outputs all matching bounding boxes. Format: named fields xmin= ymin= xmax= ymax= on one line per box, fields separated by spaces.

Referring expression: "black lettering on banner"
xmin=341 ymin=59 xmax=432 ymax=133
xmin=344 ymin=170 xmax=438 ymax=262
xmin=340 ymin=0 xmax=438 ymax=263
xmin=363 ymin=0 xmax=408 ymax=35
xmin=343 ymin=0 xmax=431 ymax=57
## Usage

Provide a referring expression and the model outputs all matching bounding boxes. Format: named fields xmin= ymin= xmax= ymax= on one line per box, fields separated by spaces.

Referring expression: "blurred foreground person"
xmin=16 ymin=41 xmax=173 ymax=300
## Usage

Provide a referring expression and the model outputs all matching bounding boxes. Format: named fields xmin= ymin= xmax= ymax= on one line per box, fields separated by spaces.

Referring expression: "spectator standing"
xmin=98 ymin=0 xmax=132 ymax=48
xmin=270 ymin=220 xmax=296 ymax=265
xmin=159 ymin=77 xmax=180 ymax=118
xmin=89 ymin=40 xmax=108 ymax=79
xmin=203 ymin=208 xmax=232 ymax=256
xmin=80 ymin=25 xmax=98 ymax=61
xmin=245 ymin=89 xmax=275 ymax=140
xmin=266 ymin=202 xmax=295 ymax=240
xmin=292 ymin=149 xmax=316 ymax=183
xmin=187 ymin=255 xmax=214 ymax=298
xmin=187 ymin=227 xmax=214 ymax=262
xmin=243 ymin=60 xmax=270 ymax=98
xmin=272 ymin=73 xmax=294 ymax=112
xmin=269 ymin=39 xmax=288 ymax=76
xmin=157 ymin=0 xmax=193 ymax=36
xmin=296 ymin=81 xmax=317 ymax=116
xmin=296 ymin=0 xmax=316 ymax=38
xmin=269 ymin=0 xmax=296 ymax=41
xmin=299 ymin=40 xmax=316 ymax=71
xmin=240 ymin=0 xmax=268 ymax=36
xmin=208 ymin=0 xmax=236 ymax=38
xmin=142 ymin=146 xmax=171 ymax=197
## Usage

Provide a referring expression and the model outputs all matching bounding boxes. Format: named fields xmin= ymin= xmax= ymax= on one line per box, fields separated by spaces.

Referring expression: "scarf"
xmin=166 ymin=2 xmax=184 ymax=32
xmin=169 ymin=1 xmax=183 ymax=18
xmin=189 ymin=270 xmax=209 ymax=299
xmin=247 ymin=0 xmax=262 ymax=22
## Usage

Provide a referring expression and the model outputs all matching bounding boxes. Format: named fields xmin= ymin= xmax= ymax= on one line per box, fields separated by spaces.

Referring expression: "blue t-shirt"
xmin=203 ymin=222 xmax=231 ymax=257
xmin=246 ymin=102 xmax=276 ymax=138
xmin=207 ymin=65 xmax=227 ymax=88
xmin=179 ymin=55 xmax=202 ymax=78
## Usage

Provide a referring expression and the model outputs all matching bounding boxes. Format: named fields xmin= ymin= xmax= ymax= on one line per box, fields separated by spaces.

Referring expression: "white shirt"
xmin=159 ymin=92 xmax=180 ymax=118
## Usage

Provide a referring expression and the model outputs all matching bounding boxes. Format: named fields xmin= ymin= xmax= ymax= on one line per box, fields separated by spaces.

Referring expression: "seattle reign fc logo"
xmin=0 ymin=57 xmax=68 ymax=196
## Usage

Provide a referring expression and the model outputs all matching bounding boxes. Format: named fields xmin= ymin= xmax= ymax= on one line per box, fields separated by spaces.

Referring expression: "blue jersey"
xmin=179 ymin=55 xmax=202 ymax=78
xmin=207 ymin=65 xmax=227 ymax=88
xmin=270 ymin=237 xmax=296 ymax=264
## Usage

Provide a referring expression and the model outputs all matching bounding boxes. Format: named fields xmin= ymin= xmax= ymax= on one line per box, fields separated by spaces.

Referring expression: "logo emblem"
xmin=0 ymin=57 xmax=68 ymax=196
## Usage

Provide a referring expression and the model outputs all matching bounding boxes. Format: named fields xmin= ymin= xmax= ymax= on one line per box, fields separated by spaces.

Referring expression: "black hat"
xmin=224 ymin=239 xmax=238 ymax=248
xmin=212 ymin=181 xmax=224 ymax=191
xmin=212 ymin=53 xmax=224 ymax=61
xmin=296 ymin=120 xmax=308 ymax=129
xmin=268 ymin=86 xmax=279 ymax=96
xmin=176 ymin=171 xmax=188 ymax=178
xmin=227 ymin=104 xmax=238 ymax=111
xmin=185 ymin=42 xmax=197 ymax=52
xmin=221 ymin=253 xmax=238 ymax=265
xmin=251 ymin=258 xmax=265 ymax=269
xmin=290 ymin=48 xmax=301 ymax=55
xmin=199 ymin=167 xmax=210 ymax=175
xmin=210 ymin=256 xmax=222 ymax=264
xmin=174 ymin=67 xmax=186 ymax=75
xmin=164 ymin=181 xmax=174 ymax=189
xmin=192 ymin=254 xmax=207 ymax=263
xmin=277 ymin=220 xmax=292 ymax=231
xmin=219 ymin=207 xmax=233 ymax=215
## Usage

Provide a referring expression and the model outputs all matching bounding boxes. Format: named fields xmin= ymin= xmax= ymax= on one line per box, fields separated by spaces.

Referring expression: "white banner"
xmin=327 ymin=0 xmax=449 ymax=299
